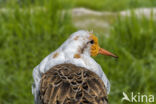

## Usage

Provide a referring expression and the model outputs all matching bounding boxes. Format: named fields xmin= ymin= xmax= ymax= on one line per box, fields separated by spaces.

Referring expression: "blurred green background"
xmin=0 ymin=0 xmax=155 ymax=104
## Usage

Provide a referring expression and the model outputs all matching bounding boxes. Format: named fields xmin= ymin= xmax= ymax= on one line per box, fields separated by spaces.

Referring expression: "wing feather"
xmin=40 ymin=63 xmax=108 ymax=104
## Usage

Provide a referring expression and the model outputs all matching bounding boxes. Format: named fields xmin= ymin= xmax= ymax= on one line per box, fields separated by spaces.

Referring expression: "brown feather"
xmin=39 ymin=63 xmax=108 ymax=104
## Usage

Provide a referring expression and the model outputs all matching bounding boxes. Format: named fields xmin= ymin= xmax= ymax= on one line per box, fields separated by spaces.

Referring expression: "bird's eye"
xmin=90 ymin=40 xmax=94 ymax=44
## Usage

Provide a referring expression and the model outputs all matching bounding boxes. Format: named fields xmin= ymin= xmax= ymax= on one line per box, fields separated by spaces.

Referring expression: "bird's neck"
xmin=59 ymin=40 xmax=91 ymax=58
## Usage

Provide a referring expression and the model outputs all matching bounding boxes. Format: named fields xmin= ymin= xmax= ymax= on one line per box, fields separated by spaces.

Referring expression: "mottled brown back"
xmin=39 ymin=63 xmax=108 ymax=104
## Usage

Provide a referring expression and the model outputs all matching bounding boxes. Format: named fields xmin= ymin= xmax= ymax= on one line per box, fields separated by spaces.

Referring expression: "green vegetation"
xmin=0 ymin=0 xmax=75 ymax=104
xmin=0 ymin=0 xmax=155 ymax=104
xmin=1 ymin=0 xmax=156 ymax=11
xmin=68 ymin=0 xmax=156 ymax=11
xmin=96 ymin=14 xmax=156 ymax=104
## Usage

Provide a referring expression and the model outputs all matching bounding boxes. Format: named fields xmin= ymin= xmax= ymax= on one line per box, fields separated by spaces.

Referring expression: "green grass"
xmin=0 ymin=0 xmax=156 ymax=104
xmin=95 ymin=14 xmax=156 ymax=104
xmin=0 ymin=0 xmax=75 ymax=104
xmin=68 ymin=0 xmax=156 ymax=11
xmin=1 ymin=0 xmax=156 ymax=11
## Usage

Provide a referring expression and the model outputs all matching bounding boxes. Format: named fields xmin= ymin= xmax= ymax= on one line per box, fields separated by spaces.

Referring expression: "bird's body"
xmin=32 ymin=30 xmax=117 ymax=104
xmin=40 ymin=63 xmax=108 ymax=104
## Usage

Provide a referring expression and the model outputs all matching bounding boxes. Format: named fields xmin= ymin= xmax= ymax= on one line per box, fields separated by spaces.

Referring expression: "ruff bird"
xmin=32 ymin=30 xmax=118 ymax=104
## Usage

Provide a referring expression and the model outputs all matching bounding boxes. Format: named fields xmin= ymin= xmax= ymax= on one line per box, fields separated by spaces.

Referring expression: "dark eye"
xmin=90 ymin=40 xmax=94 ymax=44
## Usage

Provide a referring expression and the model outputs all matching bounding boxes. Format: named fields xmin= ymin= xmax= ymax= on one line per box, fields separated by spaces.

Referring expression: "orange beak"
xmin=98 ymin=48 xmax=118 ymax=58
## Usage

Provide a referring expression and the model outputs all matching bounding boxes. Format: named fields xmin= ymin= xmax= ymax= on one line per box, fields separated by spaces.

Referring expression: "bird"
xmin=32 ymin=30 xmax=118 ymax=104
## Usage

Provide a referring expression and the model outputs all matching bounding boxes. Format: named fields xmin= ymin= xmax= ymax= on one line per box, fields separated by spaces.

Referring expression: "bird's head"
xmin=89 ymin=34 xmax=118 ymax=58
xmin=60 ymin=30 xmax=118 ymax=58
